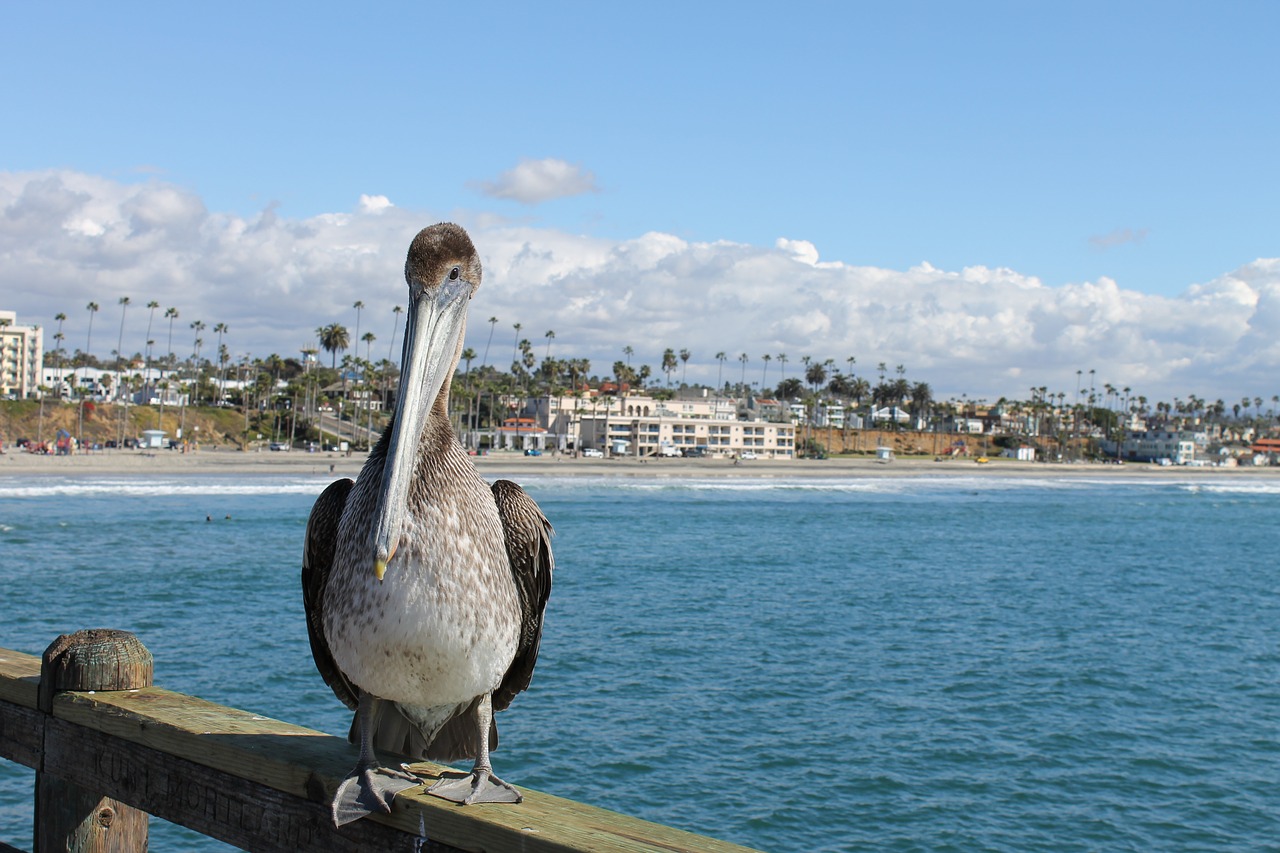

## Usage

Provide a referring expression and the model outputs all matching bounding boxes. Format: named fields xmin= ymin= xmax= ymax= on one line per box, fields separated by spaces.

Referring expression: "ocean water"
xmin=1 ymin=471 xmax=1278 ymax=851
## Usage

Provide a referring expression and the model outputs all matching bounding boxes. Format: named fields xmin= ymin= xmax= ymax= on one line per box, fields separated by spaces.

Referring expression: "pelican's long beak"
xmin=370 ymin=274 xmax=471 ymax=580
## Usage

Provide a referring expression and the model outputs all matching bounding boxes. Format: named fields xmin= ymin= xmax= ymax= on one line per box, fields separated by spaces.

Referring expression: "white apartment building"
xmin=524 ymin=390 xmax=796 ymax=458
xmin=0 ymin=311 xmax=43 ymax=399
xmin=1110 ymin=429 xmax=1198 ymax=464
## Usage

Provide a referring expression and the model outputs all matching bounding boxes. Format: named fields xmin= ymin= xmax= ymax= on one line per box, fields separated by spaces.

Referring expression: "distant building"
xmin=0 ymin=310 xmax=43 ymax=399
xmin=940 ymin=414 xmax=985 ymax=434
xmin=1111 ymin=429 xmax=1197 ymax=464
xmin=817 ymin=403 xmax=844 ymax=428
xmin=141 ymin=429 xmax=168 ymax=449
xmin=522 ymin=389 xmax=796 ymax=458
xmin=1250 ymin=437 xmax=1280 ymax=464
xmin=497 ymin=417 xmax=548 ymax=451
xmin=871 ymin=406 xmax=912 ymax=426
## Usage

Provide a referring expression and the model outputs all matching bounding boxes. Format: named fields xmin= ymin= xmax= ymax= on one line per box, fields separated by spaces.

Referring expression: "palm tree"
xmin=352 ymin=300 xmax=365 ymax=361
xmin=482 ymin=316 xmax=498 ymax=368
xmin=318 ymin=323 xmax=349 ymax=370
xmin=475 ymin=316 xmax=498 ymax=437
xmin=82 ymin=302 xmax=99 ymax=394
xmin=851 ymin=377 xmax=870 ymax=410
xmin=662 ymin=348 xmax=678 ymax=387
xmin=114 ymin=297 xmax=131 ymax=402
xmin=776 ymin=377 xmax=804 ymax=400
xmin=805 ymin=359 xmax=828 ymax=417
xmin=140 ymin=300 xmax=159 ymax=400
xmin=459 ymin=347 xmax=476 ymax=382
xmin=388 ymin=305 xmax=404 ymax=364
xmin=715 ymin=351 xmax=726 ymax=392
xmin=461 ymin=346 xmax=477 ymax=434
xmin=544 ymin=330 xmax=555 ymax=363
xmin=738 ymin=352 xmax=749 ymax=391
xmin=299 ymin=343 xmax=318 ymax=416
xmin=909 ymin=381 xmax=933 ymax=425
xmin=53 ymin=312 xmax=67 ymax=397
xmin=679 ymin=348 xmax=691 ymax=384
xmin=218 ymin=342 xmax=232 ymax=406
xmin=510 ymin=323 xmax=523 ymax=377
xmin=761 ymin=354 xmax=772 ymax=392
xmin=214 ymin=322 xmax=230 ymax=402
xmin=189 ymin=320 xmax=206 ymax=403
xmin=78 ymin=301 xmax=100 ymax=444
xmin=163 ymin=307 xmax=179 ymax=382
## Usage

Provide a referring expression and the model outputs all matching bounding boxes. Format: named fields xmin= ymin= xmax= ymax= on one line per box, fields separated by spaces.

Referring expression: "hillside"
xmin=0 ymin=400 xmax=258 ymax=450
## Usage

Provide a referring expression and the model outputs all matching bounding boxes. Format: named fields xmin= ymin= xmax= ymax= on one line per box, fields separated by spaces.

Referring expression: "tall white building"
xmin=0 ymin=311 xmax=43 ymax=399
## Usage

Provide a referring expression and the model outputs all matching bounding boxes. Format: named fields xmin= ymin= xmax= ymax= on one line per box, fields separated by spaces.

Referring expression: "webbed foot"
xmin=331 ymin=763 xmax=422 ymax=826
xmin=427 ymin=769 xmax=522 ymax=805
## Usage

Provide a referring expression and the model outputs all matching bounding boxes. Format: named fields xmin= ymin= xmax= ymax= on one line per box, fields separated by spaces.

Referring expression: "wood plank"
xmin=0 ymin=649 xmax=51 ymax=772
xmin=0 ymin=700 xmax=42 ymax=768
xmin=52 ymin=689 xmax=758 ymax=852
xmin=1 ymin=644 xmax=759 ymax=853
xmin=0 ymin=649 xmax=40 ymax=708
xmin=40 ymin=716 xmax=447 ymax=853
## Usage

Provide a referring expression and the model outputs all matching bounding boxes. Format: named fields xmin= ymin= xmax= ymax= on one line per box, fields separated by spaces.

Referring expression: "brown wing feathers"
xmin=301 ymin=478 xmax=359 ymax=711
xmin=491 ymin=479 xmax=554 ymax=713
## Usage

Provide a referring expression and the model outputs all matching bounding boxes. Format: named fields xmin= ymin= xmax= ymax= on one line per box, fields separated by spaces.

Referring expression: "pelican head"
xmin=371 ymin=223 xmax=481 ymax=579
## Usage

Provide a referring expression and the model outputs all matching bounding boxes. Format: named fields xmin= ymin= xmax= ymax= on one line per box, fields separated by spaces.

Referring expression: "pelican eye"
xmin=449 ymin=266 xmax=461 ymax=281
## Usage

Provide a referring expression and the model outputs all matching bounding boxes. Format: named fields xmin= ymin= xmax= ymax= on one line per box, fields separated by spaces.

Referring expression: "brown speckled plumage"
xmin=302 ymin=224 xmax=553 ymax=776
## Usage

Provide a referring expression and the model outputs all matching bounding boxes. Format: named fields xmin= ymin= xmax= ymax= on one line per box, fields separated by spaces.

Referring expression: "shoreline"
xmin=3 ymin=447 xmax=1277 ymax=480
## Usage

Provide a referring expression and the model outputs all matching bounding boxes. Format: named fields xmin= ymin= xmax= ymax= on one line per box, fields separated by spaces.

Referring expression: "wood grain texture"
xmin=2 ymin=641 xmax=758 ymax=853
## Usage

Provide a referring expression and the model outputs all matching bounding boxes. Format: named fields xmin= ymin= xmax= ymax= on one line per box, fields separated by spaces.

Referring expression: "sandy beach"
xmin=3 ymin=446 xmax=1277 ymax=480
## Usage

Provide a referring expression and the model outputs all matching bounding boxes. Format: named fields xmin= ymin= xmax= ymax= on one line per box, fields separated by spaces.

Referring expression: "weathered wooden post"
xmin=36 ymin=629 xmax=152 ymax=853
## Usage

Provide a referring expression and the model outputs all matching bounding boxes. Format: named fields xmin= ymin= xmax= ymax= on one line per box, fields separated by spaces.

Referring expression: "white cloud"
xmin=2 ymin=169 xmax=1277 ymax=405
xmin=358 ymin=194 xmax=393 ymax=214
xmin=472 ymin=158 xmax=599 ymax=205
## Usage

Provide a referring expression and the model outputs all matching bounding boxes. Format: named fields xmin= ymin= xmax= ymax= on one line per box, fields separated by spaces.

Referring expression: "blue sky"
xmin=3 ymin=2 xmax=1278 ymax=404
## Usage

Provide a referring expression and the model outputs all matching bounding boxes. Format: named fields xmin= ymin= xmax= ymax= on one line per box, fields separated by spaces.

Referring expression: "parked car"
xmin=739 ymin=450 xmax=758 ymax=460
xmin=524 ymin=448 xmax=543 ymax=456
xmin=581 ymin=448 xmax=604 ymax=458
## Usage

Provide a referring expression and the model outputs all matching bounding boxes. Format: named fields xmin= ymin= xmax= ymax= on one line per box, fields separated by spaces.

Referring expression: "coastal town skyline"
xmin=7 ymin=303 xmax=1277 ymax=429
xmin=3 ymin=4 xmax=1278 ymax=404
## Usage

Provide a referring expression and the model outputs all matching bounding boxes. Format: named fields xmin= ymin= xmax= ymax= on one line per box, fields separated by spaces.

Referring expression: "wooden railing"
xmin=0 ymin=630 xmax=758 ymax=853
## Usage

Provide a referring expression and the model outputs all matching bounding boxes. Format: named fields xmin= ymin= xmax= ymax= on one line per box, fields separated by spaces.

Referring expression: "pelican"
xmin=302 ymin=223 xmax=553 ymax=826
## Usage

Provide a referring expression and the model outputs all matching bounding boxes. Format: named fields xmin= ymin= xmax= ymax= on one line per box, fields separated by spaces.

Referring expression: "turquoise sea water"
xmin=1 ymin=471 xmax=1278 ymax=851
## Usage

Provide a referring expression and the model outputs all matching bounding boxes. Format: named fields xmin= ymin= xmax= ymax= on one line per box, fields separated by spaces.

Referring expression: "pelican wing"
xmin=302 ymin=477 xmax=359 ymax=711
xmin=490 ymin=479 xmax=555 ymax=712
